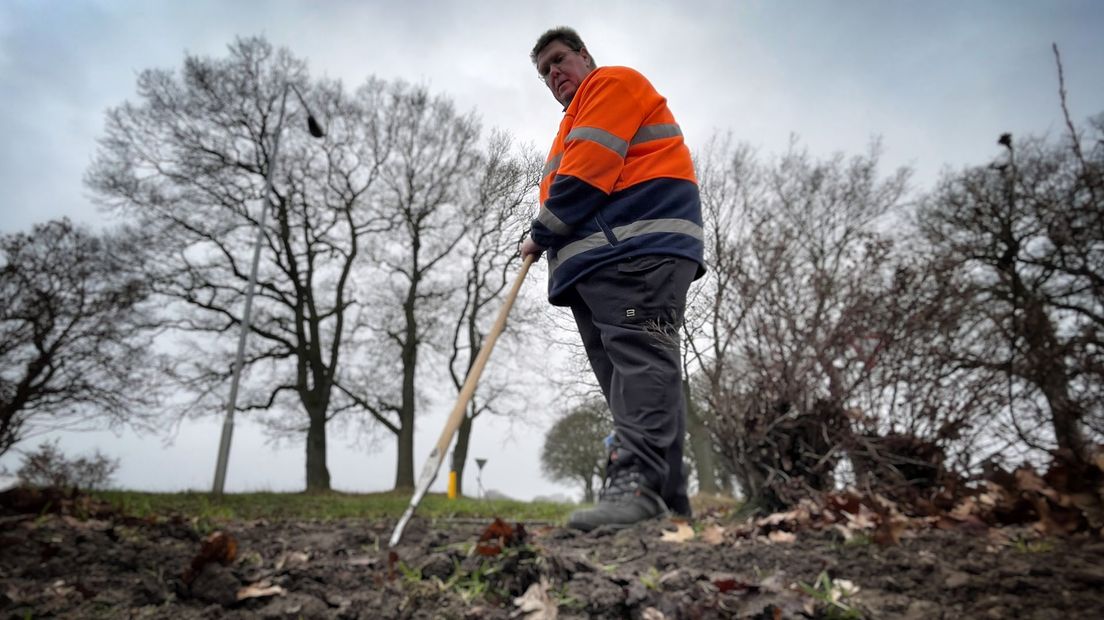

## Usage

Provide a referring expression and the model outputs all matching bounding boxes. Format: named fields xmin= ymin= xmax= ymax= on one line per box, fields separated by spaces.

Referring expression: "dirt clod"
xmin=189 ymin=562 xmax=240 ymax=606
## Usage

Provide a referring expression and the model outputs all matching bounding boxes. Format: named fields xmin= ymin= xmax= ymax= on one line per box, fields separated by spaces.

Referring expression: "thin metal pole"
xmin=212 ymin=87 xmax=290 ymax=495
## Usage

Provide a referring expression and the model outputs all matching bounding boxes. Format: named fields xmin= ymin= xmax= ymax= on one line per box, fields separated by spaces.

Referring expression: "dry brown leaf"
xmin=831 ymin=523 xmax=856 ymax=541
xmin=986 ymin=527 xmax=1011 ymax=545
xmin=699 ymin=524 xmax=725 ymax=545
xmin=933 ymin=515 xmax=959 ymax=531
xmin=1070 ymin=492 xmax=1104 ymax=528
xmin=275 ymin=551 xmax=310 ymax=571
xmin=757 ymin=507 xmax=806 ymax=528
xmin=387 ymin=550 xmax=400 ymax=581
xmin=872 ymin=515 xmax=909 ymax=546
xmin=659 ymin=520 xmax=695 ymax=543
xmin=236 ymin=581 xmax=286 ymax=601
xmin=478 ymin=518 xmax=527 ymax=557
xmin=827 ymin=493 xmax=863 ymax=515
xmin=1015 ymin=467 xmax=1047 ymax=492
xmin=182 ymin=531 xmax=238 ymax=585
xmin=843 ymin=505 xmax=877 ymax=530
xmin=1016 ymin=468 xmax=1062 ymax=503
xmin=60 ymin=516 xmax=112 ymax=531
xmin=978 ymin=485 xmax=1005 ymax=509
xmin=949 ymin=497 xmax=976 ymax=520
xmin=512 ymin=576 xmax=557 ymax=619
xmin=767 ymin=530 xmax=796 ymax=544
xmin=712 ymin=575 xmax=757 ymax=594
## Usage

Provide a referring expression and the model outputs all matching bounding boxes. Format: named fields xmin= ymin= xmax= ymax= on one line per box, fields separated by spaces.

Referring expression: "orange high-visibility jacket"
xmin=530 ymin=66 xmax=705 ymax=304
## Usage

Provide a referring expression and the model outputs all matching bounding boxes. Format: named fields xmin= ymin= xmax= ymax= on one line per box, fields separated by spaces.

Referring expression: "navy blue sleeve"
xmin=530 ymin=174 xmax=608 ymax=248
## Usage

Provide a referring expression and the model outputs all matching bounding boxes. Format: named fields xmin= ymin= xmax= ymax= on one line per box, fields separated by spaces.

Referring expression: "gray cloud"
xmin=1 ymin=0 xmax=1102 ymax=497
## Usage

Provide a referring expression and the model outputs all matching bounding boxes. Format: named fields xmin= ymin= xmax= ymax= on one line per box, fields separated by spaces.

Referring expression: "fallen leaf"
xmin=49 ymin=579 xmax=76 ymax=597
xmin=237 ymin=581 xmax=287 ymax=600
xmin=478 ymin=518 xmax=526 ymax=556
xmin=827 ymin=493 xmax=863 ymax=515
xmin=699 ymin=524 xmax=726 ymax=545
xmin=387 ymin=550 xmax=400 ymax=581
xmin=843 ymin=505 xmax=877 ymax=530
xmin=660 ymin=520 xmax=695 ymax=543
xmin=275 ymin=551 xmax=310 ymax=571
xmin=712 ymin=577 xmax=755 ymax=594
xmin=1015 ymin=467 xmax=1047 ymax=492
xmin=933 ymin=515 xmax=958 ymax=531
xmin=872 ymin=515 xmax=908 ymax=546
xmin=1070 ymin=492 xmax=1104 ymax=528
xmin=641 ymin=607 xmax=666 ymax=620
xmin=60 ymin=516 xmax=112 ymax=531
xmin=829 ymin=523 xmax=851 ymax=541
xmin=767 ymin=530 xmax=796 ymax=544
xmin=831 ymin=579 xmax=860 ymax=601
xmin=182 ymin=531 xmax=238 ymax=585
xmin=512 ymin=576 xmax=557 ymax=619
xmin=757 ymin=507 xmax=806 ymax=529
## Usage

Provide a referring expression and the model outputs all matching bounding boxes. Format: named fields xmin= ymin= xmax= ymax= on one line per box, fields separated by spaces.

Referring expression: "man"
xmin=521 ymin=27 xmax=705 ymax=530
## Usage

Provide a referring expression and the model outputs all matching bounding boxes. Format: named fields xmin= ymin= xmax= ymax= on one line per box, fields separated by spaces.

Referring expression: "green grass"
xmin=92 ymin=489 xmax=575 ymax=523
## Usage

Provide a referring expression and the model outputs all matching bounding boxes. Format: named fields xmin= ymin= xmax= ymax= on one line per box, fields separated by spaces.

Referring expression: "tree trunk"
xmin=582 ymin=475 xmax=594 ymax=503
xmin=718 ymin=466 xmax=734 ymax=495
xmin=1020 ymin=297 xmax=1088 ymax=464
xmin=395 ymin=409 xmax=415 ymax=490
xmin=453 ymin=411 xmax=474 ymax=496
xmin=305 ymin=404 xmax=331 ymax=491
xmin=683 ymin=379 xmax=720 ymax=494
xmin=395 ymin=290 xmax=419 ymax=490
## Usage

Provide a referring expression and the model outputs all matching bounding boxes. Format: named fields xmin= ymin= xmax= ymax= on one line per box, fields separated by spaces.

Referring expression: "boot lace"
xmin=599 ymin=466 xmax=646 ymax=503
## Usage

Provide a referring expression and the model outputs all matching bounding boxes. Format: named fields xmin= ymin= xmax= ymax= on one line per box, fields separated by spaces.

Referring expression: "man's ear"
xmin=580 ymin=46 xmax=594 ymax=68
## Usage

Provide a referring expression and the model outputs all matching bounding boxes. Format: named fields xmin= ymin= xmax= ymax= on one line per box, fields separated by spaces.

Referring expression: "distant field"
xmin=93 ymin=489 xmax=577 ymax=522
xmin=91 ymin=489 xmax=741 ymax=524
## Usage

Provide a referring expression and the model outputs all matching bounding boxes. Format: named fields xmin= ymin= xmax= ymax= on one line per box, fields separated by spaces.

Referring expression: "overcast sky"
xmin=2 ymin=1 xmax=1102 ymax=499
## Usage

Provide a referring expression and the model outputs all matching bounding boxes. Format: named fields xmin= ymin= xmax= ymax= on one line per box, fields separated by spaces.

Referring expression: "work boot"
xmin=567 ymin=464 xmax=669 ymax=532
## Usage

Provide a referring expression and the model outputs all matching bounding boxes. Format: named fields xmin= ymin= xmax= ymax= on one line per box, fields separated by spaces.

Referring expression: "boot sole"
xmin=567 ymin=511 xmax=668 ymax=532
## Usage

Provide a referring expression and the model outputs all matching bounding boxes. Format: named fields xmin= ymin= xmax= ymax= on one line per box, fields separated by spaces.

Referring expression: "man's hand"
xmin=520 ymin=235 xmax=546 ymax=262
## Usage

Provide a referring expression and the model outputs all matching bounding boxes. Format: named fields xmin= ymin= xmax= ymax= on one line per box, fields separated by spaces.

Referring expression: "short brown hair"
xmin=530 ymin=26 xmax=595 ymax=67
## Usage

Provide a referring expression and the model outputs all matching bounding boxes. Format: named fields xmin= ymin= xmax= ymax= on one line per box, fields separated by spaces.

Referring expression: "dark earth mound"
xmin=2 ymin=489 xmax=1103 ymax=619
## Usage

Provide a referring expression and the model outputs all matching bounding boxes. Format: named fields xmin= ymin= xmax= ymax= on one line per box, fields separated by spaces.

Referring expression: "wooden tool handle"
xmin=433 ymin=254 xmax=536 ymax=455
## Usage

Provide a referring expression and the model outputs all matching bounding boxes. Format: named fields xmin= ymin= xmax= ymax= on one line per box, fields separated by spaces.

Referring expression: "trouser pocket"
xmin=614 ymin=255 xmax=683 ymax=326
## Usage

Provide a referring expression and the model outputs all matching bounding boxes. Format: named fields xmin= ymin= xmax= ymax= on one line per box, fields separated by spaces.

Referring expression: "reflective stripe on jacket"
xmin=530 ymin=66 xmax=705 ymax=305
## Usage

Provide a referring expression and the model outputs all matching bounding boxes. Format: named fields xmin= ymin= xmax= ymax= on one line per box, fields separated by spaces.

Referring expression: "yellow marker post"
xmin=447 ymin=449 xmax=458 ymax=499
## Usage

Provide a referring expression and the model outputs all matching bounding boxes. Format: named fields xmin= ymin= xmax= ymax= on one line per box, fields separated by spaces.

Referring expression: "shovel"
xmin=389 ymin=254 xmax=536 ymax=547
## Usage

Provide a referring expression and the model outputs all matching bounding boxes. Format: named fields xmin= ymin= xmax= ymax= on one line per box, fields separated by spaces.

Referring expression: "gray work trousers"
xmin=568 ymin=254 xmax=698 ymax=516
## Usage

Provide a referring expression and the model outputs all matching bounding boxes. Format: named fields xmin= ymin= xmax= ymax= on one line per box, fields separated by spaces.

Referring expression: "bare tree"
xmin=688 ymin=137 xmax=915 ymax=509
xmin=841 ymin=251 xmax=1009 ymax=498
xmin=87 ymin=37 xmax=389 ymax=490
xmin=540 ymin=398 xmax=613 ymax=503
xmin=916 ymin=116 xmax=1103 ymax=468
xmin=1 ymin=219 xmax=161 ymax=457
xmin=683 ymin=135 xmax=771 ymax=495
xmin=332 ymin=82 xmax=484 ymax=490
xmin=445 ymin=132 xmax=542 ymax=495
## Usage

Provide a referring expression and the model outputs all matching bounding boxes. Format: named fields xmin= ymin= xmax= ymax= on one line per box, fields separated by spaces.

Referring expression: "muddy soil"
xmin=2 ymin=505 xmax=1103 ymax=619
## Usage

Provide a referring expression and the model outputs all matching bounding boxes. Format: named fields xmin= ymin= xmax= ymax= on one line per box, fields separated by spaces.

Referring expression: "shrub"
xmin=15 ymin=439 xmax=119 ymax=490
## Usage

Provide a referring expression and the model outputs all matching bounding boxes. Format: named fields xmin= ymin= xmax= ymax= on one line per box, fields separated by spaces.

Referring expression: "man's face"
xmin=535 ymin=40 xmax=593 ymax=107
